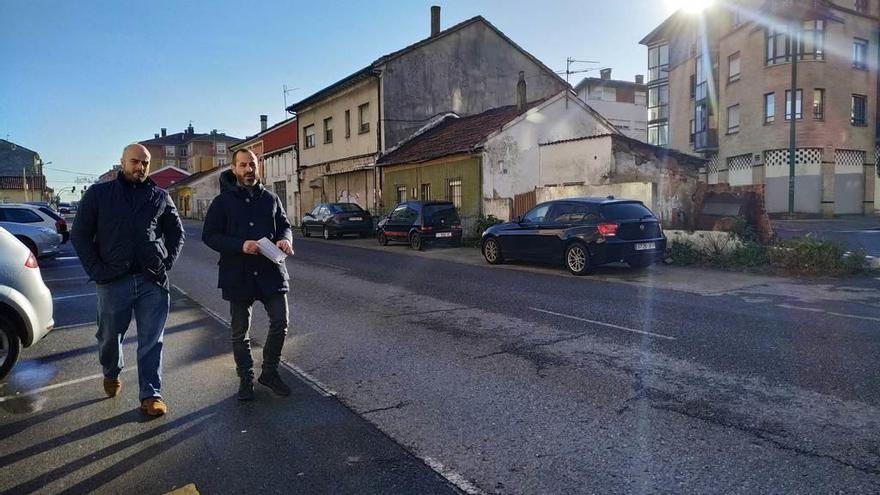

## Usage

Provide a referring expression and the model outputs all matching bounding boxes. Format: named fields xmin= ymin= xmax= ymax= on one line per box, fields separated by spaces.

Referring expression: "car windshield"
xmin=600 ymin=202 xmax=654 ymax=220
xmin=329 ymin=203 xmax=364 ymax=213
xmin=423 ymin=204 xmax=460 ymax=226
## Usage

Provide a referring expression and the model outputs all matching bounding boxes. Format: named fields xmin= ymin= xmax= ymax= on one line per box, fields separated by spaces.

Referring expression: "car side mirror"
xmin=515 ymin=215 xmax=523 ymax=223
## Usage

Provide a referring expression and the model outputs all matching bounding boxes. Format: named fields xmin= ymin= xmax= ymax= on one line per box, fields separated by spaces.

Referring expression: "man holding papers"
xmin=202 ymin=148 xmax=294 ymax=401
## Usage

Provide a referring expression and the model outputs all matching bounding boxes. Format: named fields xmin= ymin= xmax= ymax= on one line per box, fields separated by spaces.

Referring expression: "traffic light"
xmin=71 ymin=186 xmax=75 ymax=193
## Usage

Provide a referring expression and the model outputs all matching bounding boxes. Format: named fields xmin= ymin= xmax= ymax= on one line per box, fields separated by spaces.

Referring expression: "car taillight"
xmin=56 ymin=219 xmax=67 ymax=232
xmin=25 ymin=252 xmax=39 ymax=268
xmin=420 ymin=225 xmax=433 ymax=232
xmin=597 ymin=223 xmax=618 ymax=237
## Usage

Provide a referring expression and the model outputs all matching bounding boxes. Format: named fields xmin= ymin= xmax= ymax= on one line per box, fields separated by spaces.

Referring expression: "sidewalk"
xmin=0 ymin=287 xmax=460 ymax=495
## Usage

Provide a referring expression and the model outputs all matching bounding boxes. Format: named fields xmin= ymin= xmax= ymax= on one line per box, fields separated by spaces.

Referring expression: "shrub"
xmin=470 ymin=215 xmax=504 ymax=244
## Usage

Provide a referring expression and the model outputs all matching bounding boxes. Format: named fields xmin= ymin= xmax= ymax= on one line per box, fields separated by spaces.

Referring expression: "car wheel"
xmin=323 ymin=227 xmax=331 ymax=240
xmin=627 ymin=256 xmax=653 ymax=269
xmin=565 ymin=242 xmax=592 ymax=276
xmin=0 ymin=315 xmax=22 ymax=380
xmin=482 ymin=237 xmax=504 ymax=264
xmin=302 ymin=226 xmax=311 ymax=238
xmin=15 ymin=236 xmax=38 ymax=257
xmin=377 ymin=231 xmax=389 ymax=246
xmin=409 ymin=233 xmax=423 ymax=251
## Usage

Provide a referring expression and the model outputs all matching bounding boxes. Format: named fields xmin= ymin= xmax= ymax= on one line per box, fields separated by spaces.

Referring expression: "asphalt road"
xmin=166 ymin=222 xmax=880 ymax=494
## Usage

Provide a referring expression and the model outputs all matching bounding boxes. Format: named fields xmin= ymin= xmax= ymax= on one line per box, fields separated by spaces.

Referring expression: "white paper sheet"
xmin=257 ymin=237 xmax=288 ymax=264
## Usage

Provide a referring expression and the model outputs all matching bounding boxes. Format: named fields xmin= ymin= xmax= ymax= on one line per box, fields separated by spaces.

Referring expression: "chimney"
xmin=635 ymin=74 xmax=644 ymax=85
xmin=516 ymin=71 xmax=527 ymax=110
xmin=187 ymin=123 xmax=194 ymax=135
xmin=154 ymin=133 xmax=159 ymax=139
xmin=600 ymin=68 xmax=612 ymax=80
xmin=260 ymin=114 xmax=268 ymax=132
xmin=431 ymin=6 xmax=441 ymax=37
xmin=161 ymin=128 xmax=167 ymax=137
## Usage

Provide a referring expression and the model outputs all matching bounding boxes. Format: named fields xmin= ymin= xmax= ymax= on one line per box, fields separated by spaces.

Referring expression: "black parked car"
xmin=480 ymin=197 xmax=666 ymax=275
xmin=377 ymin=201 xmax=463 ymax=250
xmin=301 ymin=203 xmax=373 ymax=239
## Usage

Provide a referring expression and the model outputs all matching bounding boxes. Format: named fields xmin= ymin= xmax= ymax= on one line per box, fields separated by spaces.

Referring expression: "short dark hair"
xmin=231 ymin=148 xmax=254 ymax=165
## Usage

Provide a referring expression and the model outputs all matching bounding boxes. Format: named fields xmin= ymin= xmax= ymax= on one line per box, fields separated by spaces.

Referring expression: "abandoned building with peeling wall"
xmin=534 ymin=134 xmax=705 ymax=228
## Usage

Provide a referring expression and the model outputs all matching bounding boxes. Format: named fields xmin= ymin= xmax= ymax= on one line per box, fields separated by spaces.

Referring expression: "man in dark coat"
xmin=202 ymin=148 xmax=294 ymax=401
xmin=72 ymin=143 xmax=184 ymax=416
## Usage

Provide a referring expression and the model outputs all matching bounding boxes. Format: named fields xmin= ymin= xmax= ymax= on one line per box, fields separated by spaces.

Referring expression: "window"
xmin=648 ymin=123 xmax=669 ymax=147
xmin=648 ymin=84 xmax=668 ymax=121
xmin=217 ymin=157 xmax=226 ymax=167
xmin=179 ymin=146 xmax=187 ymax=157
xmin=727 ymin=105 xmax=740 ymax=133
xmin=851 ymin=94 xmax=867 ymax=126
xmin=813 ymin=89 xmax=824 ymax=120
xmin=396 ymin=186 xmax=407 ymax=203
xmin=689 ymin=119 xmax=695 ymax=143
xmin=764 ymin=93 xmax=776 ymax=123
xmin=323 ymin=117 xmax=333 ymax=143
xmin=856 ymin=0 xmax=868 ymax=13
xmin=648 ymin=43 xmax=669 ymax=82
xmin=447 ymin=179 xmax=462 ymax=208
xmin=358 ymin=103 xmax=370 ymax=133
xmin=304 ymin=125 xmax=315 ymax=149
xmin=785 ymin=89 xmax=803 ymax=120
xmin=728 ymin=52 xmax=741 ymax=83
xmin=689 ymin=74 xmax=695 ymax=99
xmin=853 ymin=38 xmax=868 ymax=69
xmin=523 ymin=204 xmax=550 ymax=223
xmin=164 ymin=159 xmax=176 ymax=167
xmin=800 ymin=20 xmax=824 ymax=61
xmin=165 ymin=146 xmax=175 ymax=157
xmin=766 ymin=24 xmax=789 ymax=65
xmin=216 ymin=142 xmax=226 ymax=155
xmin=731 ymin=9 xmax=743 ymax=29
xmin=0 ymin=208 xmax=42 ymax=223
xmin=420 ymin=183 xmax=431 ymax=201
xmin=345 ymin=110 xmax=351 ymax=138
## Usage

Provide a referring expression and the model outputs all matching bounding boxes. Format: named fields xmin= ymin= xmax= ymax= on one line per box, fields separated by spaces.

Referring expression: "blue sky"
xmin=1 ymin=0 xmax=673 ymax=200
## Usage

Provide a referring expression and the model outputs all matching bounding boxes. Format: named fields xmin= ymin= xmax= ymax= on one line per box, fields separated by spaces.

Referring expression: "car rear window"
xmin=39 ymin=207 xmax=64 ymax=221
xmin=330 ymin=203 xmax=364 ymax=213
xmin=423 ymin=204 xmax=460 ymax=226
xmin=600 ymin=202 xmax=654 ymax=220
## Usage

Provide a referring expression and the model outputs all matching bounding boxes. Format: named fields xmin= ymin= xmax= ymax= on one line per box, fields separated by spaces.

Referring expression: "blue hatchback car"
xmin=480 ymin=197 xmax=667 ymax=275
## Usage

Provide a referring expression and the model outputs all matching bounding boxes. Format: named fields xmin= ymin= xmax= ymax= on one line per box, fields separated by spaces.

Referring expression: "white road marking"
xmin=422 ymin=457 xmax=485 ymax=495
xmin=54 ymin=256 xmax=79 ymax=260
xmin=777 ymin=303 xmax=824 ymax=313
xmin=0 ymin=368 xmax=136 ymax=402
xmin=776 ymin=304 xmax=880 ymax=323
xmin=43 ymin=275 xmax=90 ymax=282
xmin=529 ymin=307 xmax=676 ymax=341
xmin=53 ymin=293 xmax=96 ymax=301
xmin=826 ymin=311 xmax=880 ymax=323
xmin=53 ymin=322 xmax=97 ymax=330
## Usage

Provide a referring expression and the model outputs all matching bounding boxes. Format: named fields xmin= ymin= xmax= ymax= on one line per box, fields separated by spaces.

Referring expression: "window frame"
xmin=447 ymin=178 xmax=462 ymax=208
xmin=648 ymin=43 xmax=669 ymax=82
xmin=812 ymin=89 xmax=825 ymax=120
xmin=344 ymin=110 xmax=351 ymax=138
xmin=851 ymin=94 xmax=867 ymax=126
xmin=727 ymin=104 xmax=740 ymax=134
xmin=358 ymin=103 xmax=370 ymax=134
xmin=216 ymin=142 xmax=227 ymax=155
xmin=304 ymin=125 xmax=316 ymax=149
xmin=785 ymin=89 xmax=803 ymax=120
xmin=323 ymin=117 xmax=333 ymax=144
xmin=420 ymin=183 xmax=431 ymax=202
xmin=165 ymin=145 xmax=176 ymax=157
xmin=396 ymin=186 xmax=407 ymax=204
xmin=853 ymin=38 xmax=868 ymax=70
xmin=728 ymin=52 xmax=741 ymax=83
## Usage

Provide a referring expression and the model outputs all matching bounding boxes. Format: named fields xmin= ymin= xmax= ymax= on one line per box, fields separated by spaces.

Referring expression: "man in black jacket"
xmin=71 ymin=143 xmax=184 ymax=416
xmin=202 ymin=148 xmax=294 ymax=401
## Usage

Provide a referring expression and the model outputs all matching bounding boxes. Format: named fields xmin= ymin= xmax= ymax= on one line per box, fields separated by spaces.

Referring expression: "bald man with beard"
xmin=72 ymin=143 xmax=184 ymax=416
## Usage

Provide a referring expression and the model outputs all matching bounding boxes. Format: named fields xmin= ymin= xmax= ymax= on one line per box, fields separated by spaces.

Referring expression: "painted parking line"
xmin=529 ymin=307 xmax=677 ymax=341
xmin=53 ymin=293 xmax=96 ymax=301
xmin=52 ymin=321 xmax=97 ymax=331
xmin=778 ymin=304 xmax=880 ymax=323
xmin=43 ymin=275 xmax=90 ymax=283
xmin=0 ymin=368 xmax=136 ymax=402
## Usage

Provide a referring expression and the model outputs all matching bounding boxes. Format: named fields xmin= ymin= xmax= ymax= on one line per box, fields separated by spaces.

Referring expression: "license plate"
xmin=436 ymin=232 xmax=453 ymax=238
xmin=348 ymin=217 xmax=362 ymax=221
xmin=635 ymin=242 xmax=656 ymax=251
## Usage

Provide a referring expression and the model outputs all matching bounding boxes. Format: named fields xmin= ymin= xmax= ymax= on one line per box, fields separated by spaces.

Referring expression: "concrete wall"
xmin=380 ymin=20 xmax=567 ymax=150
xmin=536 ymin=182 xmax=653 ymax=205
xmin=537 ymin=135 xmax=615 ymax=186
xmin=188 ymin=169 xmax=223 ymax=220
xmin=481 ymin=94 xmax=616 ymax=221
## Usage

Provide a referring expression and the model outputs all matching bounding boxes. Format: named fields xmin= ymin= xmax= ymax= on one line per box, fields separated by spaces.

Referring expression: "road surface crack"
xmin=360 ymin=400 xmax=411 ymax=415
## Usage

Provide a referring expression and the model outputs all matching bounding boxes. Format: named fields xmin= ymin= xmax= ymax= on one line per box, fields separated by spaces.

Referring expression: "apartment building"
xmin=641 ymin=0 xmax=878 ymax=215
xmin=574 ymin=69 xmax=648 ymax=141
xmin=140 ymin=124 xmax=241 ymax=174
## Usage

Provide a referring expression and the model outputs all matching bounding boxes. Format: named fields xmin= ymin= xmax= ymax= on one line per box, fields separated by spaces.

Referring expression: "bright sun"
xmin=665 ymin=0 xmax=715 ymax=14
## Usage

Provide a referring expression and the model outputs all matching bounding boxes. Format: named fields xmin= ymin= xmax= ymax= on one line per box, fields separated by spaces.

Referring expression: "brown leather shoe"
xmin=103 ymin=378 xmax=121 ymax=398
xmin=140 ymin=398 xmax=168 ymax=416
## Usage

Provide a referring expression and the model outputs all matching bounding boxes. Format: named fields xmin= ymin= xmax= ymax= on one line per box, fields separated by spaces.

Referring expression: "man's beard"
xmin=242 ymin=174 xmax=256 ymax=185
xmin=124 ymin=170 xmax=146 ymax=183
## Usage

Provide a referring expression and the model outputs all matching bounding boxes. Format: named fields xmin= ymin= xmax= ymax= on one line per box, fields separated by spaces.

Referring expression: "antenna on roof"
xmin=283 ymin=85 xmax=300 ymax=115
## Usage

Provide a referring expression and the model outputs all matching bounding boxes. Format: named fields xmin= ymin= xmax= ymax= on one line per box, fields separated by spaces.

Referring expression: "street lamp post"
xmin=788 ymin=19 xmax=799 ymax=218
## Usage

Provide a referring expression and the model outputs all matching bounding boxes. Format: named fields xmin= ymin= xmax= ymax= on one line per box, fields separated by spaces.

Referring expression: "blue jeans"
xmin=96 ymin=274 xmax=169 ymax=401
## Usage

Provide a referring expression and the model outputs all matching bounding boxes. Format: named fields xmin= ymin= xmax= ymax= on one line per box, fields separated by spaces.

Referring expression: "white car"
xmin=0 ymin=226 xmax=54 ymax=378
xmin=0 ymin=203 xmax=69 ymax=244
xmin=0 ymin=221 xmax=61 ymax=258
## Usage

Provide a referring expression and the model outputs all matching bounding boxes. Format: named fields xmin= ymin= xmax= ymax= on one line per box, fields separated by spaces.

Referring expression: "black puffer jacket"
xmin=71 ymin=174 xmax=184 ymax=288
xmin=202 ymin=170 xmax=292 ymax=301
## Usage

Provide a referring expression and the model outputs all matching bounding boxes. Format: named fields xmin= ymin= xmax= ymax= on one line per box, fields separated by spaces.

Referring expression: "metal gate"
xmin=513 ymin=190 xmax=536 ymax=218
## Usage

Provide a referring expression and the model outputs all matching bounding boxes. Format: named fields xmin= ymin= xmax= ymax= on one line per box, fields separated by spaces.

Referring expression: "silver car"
xmin=0 ymin=226 xmax=54 ymax=378
xmin=0 ymin=221 xmax=61 ymax=258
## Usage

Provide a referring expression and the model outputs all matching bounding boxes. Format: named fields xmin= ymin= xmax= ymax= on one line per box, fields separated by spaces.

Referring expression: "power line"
xmin=44 ymin=166 xmax=101 ymax=176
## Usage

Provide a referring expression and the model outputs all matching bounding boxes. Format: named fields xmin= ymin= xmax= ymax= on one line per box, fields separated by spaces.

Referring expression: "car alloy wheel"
xmin=410 ymin=233 xmax=423 ymax=251
xmin=323 ymin=227 xmax=331 ymax=240
xmin=565 ymin=243 xmax=590 ymax=276
xmin=483 ymin=238 xmax=503 ymax=264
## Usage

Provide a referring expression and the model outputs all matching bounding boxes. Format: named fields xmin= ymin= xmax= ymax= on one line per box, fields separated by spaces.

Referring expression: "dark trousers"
xmin=229 ymin=293 xmax=289 ymax=379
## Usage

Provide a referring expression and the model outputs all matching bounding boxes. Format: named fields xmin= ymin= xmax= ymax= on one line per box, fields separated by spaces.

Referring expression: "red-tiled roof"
xmin=378 ymin=101 xmax=543 ymax=166
xmin=149 ymin=167 xmax=190 ymax=189
xmin=0 ymin=176 xmax=46 ymax=190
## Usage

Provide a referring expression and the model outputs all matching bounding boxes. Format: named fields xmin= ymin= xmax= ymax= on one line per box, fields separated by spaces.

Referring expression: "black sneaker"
xmin=257 ymin=372 xmax=291 ymax=396
xmin=238 ymin=378 xmax=255 ymax=401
